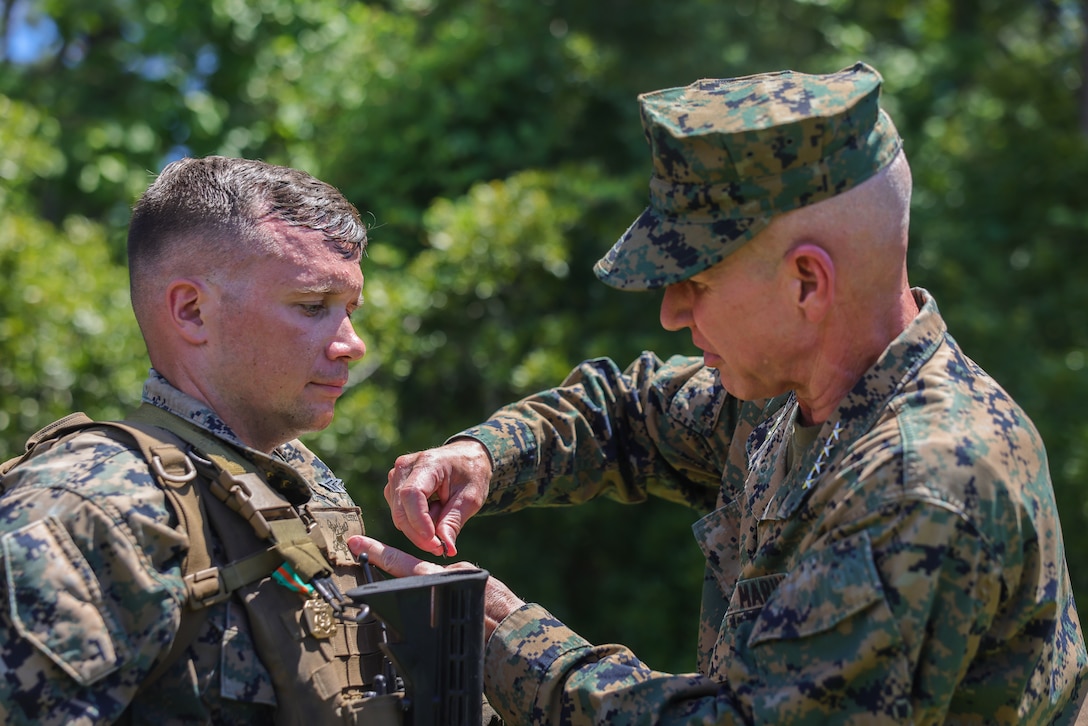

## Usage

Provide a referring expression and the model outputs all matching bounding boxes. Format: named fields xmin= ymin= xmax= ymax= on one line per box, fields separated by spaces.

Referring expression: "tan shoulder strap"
xmin=2 ymin=412 xmax=98 ymax=478
xmin=127 ymin=403 xmax=337 ymax=584
xmin=24 ymin=411 xmax=97 ymax=448
xmin=89 ymin=416 xmax=285 ymax=688
xmin=4 ymin=410 xmax=283 ymax=607
xmin=104 ymin=414 xmax=299 ymax=691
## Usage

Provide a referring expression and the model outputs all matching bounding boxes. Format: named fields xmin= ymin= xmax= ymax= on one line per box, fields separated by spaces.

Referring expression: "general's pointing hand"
xmin=384 ymin=439 xmax=493 ymax=557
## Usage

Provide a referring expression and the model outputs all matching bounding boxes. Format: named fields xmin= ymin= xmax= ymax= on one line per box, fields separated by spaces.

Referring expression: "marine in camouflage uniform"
xmin=0 ymin=157 xmax=388 ymax=725
xmin=369 ymin=63 xmax=1088 ymax=724
xmin=471 ymin=299 xmax=1085 ymax=724
xmin=0 ymin=371 xmax=379 ymax=723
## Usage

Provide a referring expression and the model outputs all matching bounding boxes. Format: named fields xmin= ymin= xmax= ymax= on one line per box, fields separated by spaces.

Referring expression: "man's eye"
xmin=301 ymin=303 xmax=326 ymax=316
xmin=347 ymin=296 xmax=364 ymax=319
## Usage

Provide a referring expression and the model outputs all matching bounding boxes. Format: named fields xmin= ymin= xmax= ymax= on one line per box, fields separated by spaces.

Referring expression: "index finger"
xmin=347 ymin=535 xmax=443 ymax=579
xmin=386 ymin=458 xmax=445 ymax=553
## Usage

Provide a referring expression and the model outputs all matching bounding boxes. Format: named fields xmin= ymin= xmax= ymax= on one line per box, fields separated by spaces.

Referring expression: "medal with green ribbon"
xmin=274 ymin=562 xmax=337 ymax=639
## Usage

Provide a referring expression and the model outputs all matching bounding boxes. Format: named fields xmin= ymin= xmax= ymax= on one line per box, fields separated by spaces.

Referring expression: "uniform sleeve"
xmin=482 ymin=499 xmax=1001 ymax=725
xmin=0 ymin=440 xmax=189 ymax=725
xmin=484 ymin=604 xmax=734 ymax=725
xmin=459 ymin=352 xmax=739 ymax=515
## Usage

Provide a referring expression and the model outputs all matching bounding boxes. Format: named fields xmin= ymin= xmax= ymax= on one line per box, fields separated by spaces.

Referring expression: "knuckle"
xmin=461 ymin=488 xmax=485 ymax=509
xmin=393 ymin=453 xmax=418 ymax=473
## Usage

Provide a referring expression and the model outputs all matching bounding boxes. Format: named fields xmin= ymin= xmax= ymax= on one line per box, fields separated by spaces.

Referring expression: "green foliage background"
xmin=2 ymin=0 xmax=1086 ymax=673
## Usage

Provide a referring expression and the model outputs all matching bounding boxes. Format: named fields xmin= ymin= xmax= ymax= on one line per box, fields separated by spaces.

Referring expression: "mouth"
xmin=311 ymin=379 xmax=349 ymax=396
xmin=698 ymin=346 xmax=722 ymax=367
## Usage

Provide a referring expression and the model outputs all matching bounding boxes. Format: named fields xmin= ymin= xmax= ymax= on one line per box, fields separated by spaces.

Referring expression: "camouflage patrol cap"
xmin=594 ymin=62 xmax=903 ymax=290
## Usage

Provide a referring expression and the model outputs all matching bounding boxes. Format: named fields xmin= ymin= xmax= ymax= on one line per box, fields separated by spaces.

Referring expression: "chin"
xmin=289 ymin=410 xmax=335 ymax=439
xmin=313 ymin=410 xmax=337 ymax=432
xmin=712 ymin=371 xmax=757 ymax=401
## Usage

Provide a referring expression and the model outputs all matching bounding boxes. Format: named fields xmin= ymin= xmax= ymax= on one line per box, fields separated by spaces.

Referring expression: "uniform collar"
xmin=831 ymin=287 xmax=945 ymax=434
xmin=752 ymin=288 xmax=946 ymax=518
xmin=141 ymin=368 xmax=294 ymax=460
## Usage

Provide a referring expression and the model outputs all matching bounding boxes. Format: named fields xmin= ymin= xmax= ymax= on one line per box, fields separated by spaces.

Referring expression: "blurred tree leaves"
xmin=2 ymin=0 xmax=1086 ymax=672
xmin=0 ymin=97 xmax=146 ymax=431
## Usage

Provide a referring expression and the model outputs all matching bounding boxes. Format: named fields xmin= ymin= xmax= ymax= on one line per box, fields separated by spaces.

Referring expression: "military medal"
xmin=273 ymin=561 xmax=340 ymax=639
xmin=302 ymin=594 xmax=338 ymax=638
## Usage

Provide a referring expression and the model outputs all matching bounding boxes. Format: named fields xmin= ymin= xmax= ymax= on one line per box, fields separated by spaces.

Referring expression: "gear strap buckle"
xmin=208 ymin=469 xmax=296 ymax=540
xmin=184 ymin=566 xmax=231 ymax=608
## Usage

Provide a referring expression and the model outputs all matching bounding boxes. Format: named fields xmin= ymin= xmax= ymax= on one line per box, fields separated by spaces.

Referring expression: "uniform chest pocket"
xmin=748 ymin=529 xmax=885 ymax=647
xmin=722 ymin=531 xmax=913 ymax=722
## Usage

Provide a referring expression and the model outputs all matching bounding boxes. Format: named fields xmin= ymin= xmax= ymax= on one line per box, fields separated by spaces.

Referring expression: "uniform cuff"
xmin=449 ymin=418 xmax=539 ymax=489
xmin=483 ymin=602 xmax=592 ymax=722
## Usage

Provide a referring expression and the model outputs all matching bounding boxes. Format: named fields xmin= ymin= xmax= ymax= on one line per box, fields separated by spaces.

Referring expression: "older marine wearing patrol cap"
xmin=358 ymin=62 xmax=1088 ymax=725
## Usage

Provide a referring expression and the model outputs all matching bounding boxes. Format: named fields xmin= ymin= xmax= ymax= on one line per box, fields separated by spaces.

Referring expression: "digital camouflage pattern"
xmin=594 ymin=62 xmax=902 ymax=291
xmin=0 ymin=370 xmax=369 ymax=724
xmin=463 ymin=290 xmax=1088 ymax=724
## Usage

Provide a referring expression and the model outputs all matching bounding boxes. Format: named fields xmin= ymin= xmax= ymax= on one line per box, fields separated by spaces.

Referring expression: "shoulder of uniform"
xmin=4 ymin=426 xmax=162 ymax=499
xmin=2 ymin=424 xmax=187 ymax=566
xmin=647 ymin=356 xmax=731 ymax=434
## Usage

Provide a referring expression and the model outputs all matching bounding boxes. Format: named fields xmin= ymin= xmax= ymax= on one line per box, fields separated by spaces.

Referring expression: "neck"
xmin=797 ymin=287 xmax=918 ymax=426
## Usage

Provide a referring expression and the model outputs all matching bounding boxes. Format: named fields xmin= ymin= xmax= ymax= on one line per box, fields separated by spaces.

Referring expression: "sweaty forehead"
xmin=261 ymin=221 xmax=358 ymax=261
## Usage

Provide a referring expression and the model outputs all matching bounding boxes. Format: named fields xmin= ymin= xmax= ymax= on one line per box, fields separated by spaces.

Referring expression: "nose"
xmin=330 ymin=316 xmax=367 ymax=362
xmin=660 ymin=282 xmax=693 ymax=332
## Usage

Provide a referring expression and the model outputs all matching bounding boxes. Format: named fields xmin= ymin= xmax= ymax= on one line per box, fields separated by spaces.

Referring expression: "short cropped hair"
xmin=127 ymin=156 xmax=367 ymax=322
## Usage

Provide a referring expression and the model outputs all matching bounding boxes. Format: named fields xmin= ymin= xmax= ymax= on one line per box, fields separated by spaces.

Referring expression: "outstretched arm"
xmin=385 ymin=354 xmax=732 ymax=555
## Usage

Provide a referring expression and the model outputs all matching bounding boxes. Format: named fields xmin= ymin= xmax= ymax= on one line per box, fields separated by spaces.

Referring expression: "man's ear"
xmin=165 ymin=278 xmax=212 ymax=344
xmin=785 ymin=243 xmax=834 ymax=321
